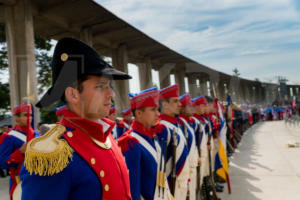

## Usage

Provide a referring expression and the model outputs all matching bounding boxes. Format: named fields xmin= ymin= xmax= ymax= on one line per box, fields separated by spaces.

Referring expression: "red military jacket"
xmin=60 ymin=109 xmax=132 ymax=200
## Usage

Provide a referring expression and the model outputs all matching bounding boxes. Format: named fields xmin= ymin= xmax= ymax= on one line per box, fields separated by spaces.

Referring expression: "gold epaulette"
xmin=25 ymin=124 xmax=74 ymax=176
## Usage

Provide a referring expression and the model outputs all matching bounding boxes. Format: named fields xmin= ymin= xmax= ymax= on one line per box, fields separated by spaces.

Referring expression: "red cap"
xmin=192 ymin=96 xmax=208 ymax=106
xmin=109 ymin=106 xmax=116 ymax=115
xmin=179 ymin=94 xmax=192 ymax=107
xmin=159 ymin=84 xmax=179 ymax=100
xmin=121 ymin=108 xmax=132 ymax=116
xmin=13 ymin=103 xmax=32 ymax=115
xmin=56 ymin=105 xmax=67 ymax=117
xmin=130 ymin=88 xmax=159 ymax=110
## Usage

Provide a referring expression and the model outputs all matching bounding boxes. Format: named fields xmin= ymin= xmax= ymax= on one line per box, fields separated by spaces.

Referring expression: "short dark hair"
xmin=205 ymin=95 xmax=213 ymax=103
xmin=159 ymin=98 xmax=170 ymax=112
xmin=132 ymin=108 xmax=144 ymax=117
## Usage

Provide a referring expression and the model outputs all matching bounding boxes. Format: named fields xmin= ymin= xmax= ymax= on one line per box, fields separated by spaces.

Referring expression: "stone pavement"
xmin=0 ymin=177 xmax=9 ymax=200
xmin=219 ymin=120 xmax=300 ymax=200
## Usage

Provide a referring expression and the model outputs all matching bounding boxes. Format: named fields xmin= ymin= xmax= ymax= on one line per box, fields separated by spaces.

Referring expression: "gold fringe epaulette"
xmin=25 ymin=124 xmax=74 ymax=176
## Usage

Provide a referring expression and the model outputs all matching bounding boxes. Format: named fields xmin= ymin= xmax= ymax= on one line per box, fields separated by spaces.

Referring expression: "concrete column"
xmin=111 ymin=45 xmax=129 ymax=112
xmin=224 ymin=81 xmax=229 ymax=97
xmin=287 ymin=86 xmax=291 ymax=99
xmin=254 ymin=86 xmax=259 ymax=104
xmin=229 ymin=76 xmax=240 ymax=104
xmin=159 ymin=64 xmax=174 ymax=89
xmin=239 ymin=82 xmax=246 ymax=104
xmin=194 ymin=78 xmax=201 ymax=97
xmin=244 ymin=84 xmax=250 ymax=103
xmin=237 ymin=83 xmax=244 ymax=104
xmin=261 ymin=86 xmax=266 ymax=103
xmin=80 ymin=27 xmax=93 ymax=47
xmin=292 ymin=87 xmax=297 ymax=97
xmin=137 ymin=59 xmax=153 ymax=90
xmin=175 ymin=68 xmax=185 ymax=95
xmin=188 ymin=75 xmax=197 ymax=97
xmin=256 ymin=86 xmax=262 ymax=104
xmin=218 ymin=82 xmax=225 ymax=102
xmin=200 ymin=79 xmax=208 ymax=96
xmin=209 ymin=80 xmax=219 ymax=98
xmin=249 ymin=85 xmax=255 ymax=104
xmin=254 ymin=85 xmax=259 ymax=104
xmin=5 ymin=0 xmax=38 ymax=124
xmin=265 ymin=85 xmax=272 ymax=105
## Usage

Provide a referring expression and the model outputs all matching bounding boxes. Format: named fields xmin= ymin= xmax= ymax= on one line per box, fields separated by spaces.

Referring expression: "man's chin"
xmin=101 ymin=109 xmax=110 ymax=118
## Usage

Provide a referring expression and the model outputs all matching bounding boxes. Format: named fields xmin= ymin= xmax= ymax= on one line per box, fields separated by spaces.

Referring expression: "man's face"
xmin=124 ymin=114 xmax=132 ymax=122
xmin=15 ymin=112 xmax=32 ymax=127
xmin=180 ymin=105 xmax=194 ymax=117
xmin=2 ymin=125 xmax=8 ymax=132
xmin=136 ymin=107 xmax=160 ymax=127
xmin=79 ymin=76 xmax=114 ymax=120
xmin=164 ymin=97 xmax=181 ymax=116
xmin=194 ymin=104 xmax=207 ymax=115
xmin=108 ymin=113 xmax=117 ymax=121
xmin=207 ymin=103 xmax=215 ymax=113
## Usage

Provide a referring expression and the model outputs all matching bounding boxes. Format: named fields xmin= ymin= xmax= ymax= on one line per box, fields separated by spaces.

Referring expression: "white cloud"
xmin=97 ymin=0 xmax=300 ymax=84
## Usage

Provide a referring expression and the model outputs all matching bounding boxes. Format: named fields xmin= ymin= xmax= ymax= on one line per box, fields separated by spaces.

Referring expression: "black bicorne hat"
xmin=36 ymin=37 xmax=131 ymax=108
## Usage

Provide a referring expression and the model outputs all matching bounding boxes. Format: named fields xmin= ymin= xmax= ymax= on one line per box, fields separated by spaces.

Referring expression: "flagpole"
xmin=213 ymin=84 xmax=232 ymax=195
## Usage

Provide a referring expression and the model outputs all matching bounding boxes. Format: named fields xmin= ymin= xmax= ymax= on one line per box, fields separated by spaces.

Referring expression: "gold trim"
xmin=25 ymin=124 xmax=74 ymax=176
xmin=91 ymin=136 xmax=112 ymax=149
xmin=100 ymin=170 xmax=105 ymax=178
xmin=60 ymin=53 xmax=68 ymax=61
xmin=67 ymin=132 xmax=73 ymax=138
xmin=104 ymin=184 xmax=110 ymax=192
xmin=15 ymin=176 xmax=21 ymax=184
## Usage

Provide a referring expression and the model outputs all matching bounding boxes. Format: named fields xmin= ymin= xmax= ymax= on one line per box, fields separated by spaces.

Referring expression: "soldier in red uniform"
xmin=21 ymin=38 xmax=132 ymax=200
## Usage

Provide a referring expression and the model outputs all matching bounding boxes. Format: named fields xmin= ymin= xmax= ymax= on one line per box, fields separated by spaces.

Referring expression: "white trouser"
xmin=210 ymin=138 xmax=218 ymax=171
xmin=174 ymin=161 xmax=189 ymax=200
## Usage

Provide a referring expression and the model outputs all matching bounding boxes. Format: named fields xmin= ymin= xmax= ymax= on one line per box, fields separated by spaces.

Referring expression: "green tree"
xmin=0 ymin=23 xmax=55 ymax=122
xmin=0 ymin=82 xmax=10 ymax=118
xmin=233 ymin=68 xmax=241 ymax=77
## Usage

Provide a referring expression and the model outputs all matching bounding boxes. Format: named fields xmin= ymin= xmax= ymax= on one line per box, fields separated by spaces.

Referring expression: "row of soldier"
xmin=0 ymin=37 xmax=262 ymax=200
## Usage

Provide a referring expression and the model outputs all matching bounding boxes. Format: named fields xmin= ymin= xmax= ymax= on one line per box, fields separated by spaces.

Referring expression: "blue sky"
xmin=97 ymin=0 xmax=300 ymax=92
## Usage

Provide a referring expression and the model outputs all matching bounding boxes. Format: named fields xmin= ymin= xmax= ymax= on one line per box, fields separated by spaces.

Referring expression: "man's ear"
xmin=65 ymin=87 xmax=80 ymax=104
xmin=13 ymin=115 xmax=19 ymax=124
xmin=135 ymin=109 xmax=142 ymax=118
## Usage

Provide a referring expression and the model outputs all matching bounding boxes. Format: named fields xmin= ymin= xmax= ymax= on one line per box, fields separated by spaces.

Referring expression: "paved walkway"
xmin=0 ymin=177 xmax=9 ymax=200
xmin=219 ymin=120 xmax=300 ymax=200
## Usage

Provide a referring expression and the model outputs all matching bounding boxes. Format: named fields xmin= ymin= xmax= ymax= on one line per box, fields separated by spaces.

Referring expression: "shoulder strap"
xmin=8 ymin=130 xmax=26 ymax=142
xmin=130 ymin=132 xmax=158 ymax=164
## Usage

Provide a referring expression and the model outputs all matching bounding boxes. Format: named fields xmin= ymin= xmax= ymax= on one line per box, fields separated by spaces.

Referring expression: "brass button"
xmin=91 ymin=158 xmax=96 ymax=165
xmin=100 ymin=170 xmax=105 ymax=178
xmin=104 ymin=184 xmax=109 ymax=191
xmin=60 ymin=53 xmax=68 ymax=61
xmin=67 ymin=132 xmax=73 ymax=138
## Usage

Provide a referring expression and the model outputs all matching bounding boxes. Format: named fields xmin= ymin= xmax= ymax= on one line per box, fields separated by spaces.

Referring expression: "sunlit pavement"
xmin=0 ymin=177 xmax=9 ymax=200
xmin=219 ymin=120 xmax=300 ymax=200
